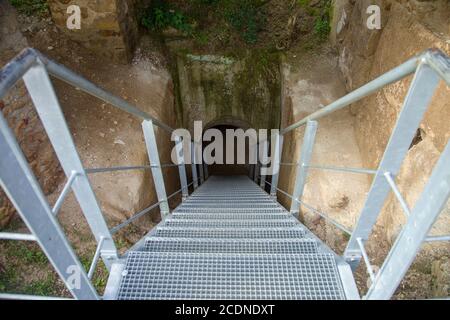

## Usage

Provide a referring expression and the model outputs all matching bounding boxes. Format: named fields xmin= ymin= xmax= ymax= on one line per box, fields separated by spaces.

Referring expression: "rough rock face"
xmin=0 ymin=2 xmax=63 ymax=227
xmin=47 ymin=0 xmax=140 ymax=62
xmin=330 ymin=0 xmax=450 ymax=243
xmin=175 ymin=52 xmax=281 ymax=132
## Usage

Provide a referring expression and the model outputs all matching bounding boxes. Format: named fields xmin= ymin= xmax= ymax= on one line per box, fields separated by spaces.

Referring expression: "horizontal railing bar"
xmin=0 ymin=49 xmax=37 ymax=99
xmin=306 ymin=165 xmax=377 ymax=175
xmin=425 ymin=235 xmax=450 ymax=242
xmin=0 ymin=293 xmax=72 ymax=300
xmin=297 ymin=200 xmax=353 ymax=236
xmin=52 ymin=171 xmax=79 ymax=216
xmin=281 ymin=53 xmax=421 ymax=135
xmin=110 ymin=181 xmax=191 ymax=235
xmin=88 ymin=236 xmax=106 ymax=280
xmin=0 ymin=232 xmax=37 ymax=241
xmin=86 ymin=165 xmax=151 ymax=174
xmin=263 ymin=180 xmax=353 ymax=235
xmin=167 ymin=188 xmax=182 ymax=200
xmin=356 ymin=237 xmax=376 ymax=282
xmin=34 ymin=49 xmax=176 ymax=134
xmin=384 ymin=172 xmax=411 ymax=217
xmin=110 ymin=201 xmax=162 ymax=235
xmin=85 ymin=164 xmax=180 ymax=174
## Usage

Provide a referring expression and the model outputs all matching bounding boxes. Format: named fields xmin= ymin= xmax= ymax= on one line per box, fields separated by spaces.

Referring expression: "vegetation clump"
xmin=10 ymin=0 xmax=49 ymax=17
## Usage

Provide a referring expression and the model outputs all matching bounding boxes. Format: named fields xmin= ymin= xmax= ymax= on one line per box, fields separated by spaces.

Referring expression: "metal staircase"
xmin=0 ymin=48 xmax=449 ymax=300
xmin=110 ymin=176 xmax=356 ymax=300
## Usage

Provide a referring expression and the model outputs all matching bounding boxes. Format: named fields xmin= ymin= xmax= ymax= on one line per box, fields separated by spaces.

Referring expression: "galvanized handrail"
xmin=281 ymin=49 xmax=450 ymax=134
xmin=1 ymin=46 xmax=449 ymax=300
xmin=255 ymin=48 xmax=450 ymax=300
xmin=0 ymin=48 xmax=203 ymax=300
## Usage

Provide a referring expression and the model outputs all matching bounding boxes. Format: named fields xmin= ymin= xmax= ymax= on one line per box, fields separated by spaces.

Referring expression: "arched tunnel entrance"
xmin=202 ymin=118 xmax=256 ymax=177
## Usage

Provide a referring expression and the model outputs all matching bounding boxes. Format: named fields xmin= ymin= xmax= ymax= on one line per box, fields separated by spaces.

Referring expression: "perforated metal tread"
xmin=163 ymin=219 xmax=299 ymax=229
xmin=143 ymin=238 xmax=318 ymax=254
xmin=179 ymin=203 xmax=280 ymax=208
xmin=174 ymin=208 xmax=286 ymax=214
xmin=183 ymin=199 xmax=276 ymax=204
xmin=154 ymin=227 xmax=306 ymax=239
xmin=172 ymin=212 xmax=294 ymax=220
xmin=111 ymin=175 xmax=354 ymax=300
xmin=117 ymin=252 xmax=346 ymax=300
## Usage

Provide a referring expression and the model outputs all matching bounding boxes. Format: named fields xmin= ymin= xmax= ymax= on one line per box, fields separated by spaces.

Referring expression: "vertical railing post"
xmin=253 ymin=143 xmax=259 ymax=183
xmin=344 ymin=63 xmax=441 ymax=269
xmin=0 ymin=111 xmax=99 ymax=300
xmin=290 ymin=121 xmax=318 ymax=217
xmin=197 ymin=142 xmax=204 ymax=184
xmin=191 ymin=141 xmax=199 ymax=189
xmin=174 ymin=135 xmax=188 ymax=201
xmin=22 ymin=62 xmax=118 ymax=269
xmin=259 ymin=140 xmax=268 ymax=188
xmin=248 ymin=164 xmax=254 ymax=180
xmin=203 ymin=163 xmax=209 ymax=180
xmin=366 ymin=140 xmax=450 ymax=300
xmin=142 ymin=120 xmax=170 ymax=219
xmin=270 ymin=133 xmax=284 ymax=199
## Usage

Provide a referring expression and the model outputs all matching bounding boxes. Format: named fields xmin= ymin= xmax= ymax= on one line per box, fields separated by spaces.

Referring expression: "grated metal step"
xmin=117 ymin=252 xmax=346 ymax=300
xmin=179 ymin=203 xmax=280 ymax=208
xmin=108 ymin=175 xmax=357 ymax=300
xmin=171 ymin=212 xmax=294 ymax=220
xmin=174 ymin=208 xmax=286 ymax=214
xmin=154 ymin=227 xmax=306 ymax=239
xmin=162 ymin=219 xmax=300 ymax=229
xmin=143 ymin=238 xmax=319 ymax=254
xmin=183 ymin=198 xmax=276 ymax=203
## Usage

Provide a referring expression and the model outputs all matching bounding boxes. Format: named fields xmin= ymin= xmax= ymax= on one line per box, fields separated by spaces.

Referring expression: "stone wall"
xmin=47 ymin=0 xmax=140 ymax=62
xmin=330 ymin=0 xmax=450 ymax=243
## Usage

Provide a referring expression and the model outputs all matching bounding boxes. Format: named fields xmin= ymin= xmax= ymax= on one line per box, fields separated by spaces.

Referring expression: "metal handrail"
xmin=281 ymin=49 xmax=450 ymax=134
xmin=259 ymin=48 xmax=450 ymax=300
xmin=52 ymin=170 xmax=80 ymax=216
xmin=0 ymin=48 xmax=176 ymax=134
xmin=263 ymin=180 xmax=352 ymax=235
xmin=85 ymin=163 xmax=181 ymax=174
xmin=0 ymin=232 xmax=37 ymax=241
xmin=0 ymin=47 xmax=205 ymax=300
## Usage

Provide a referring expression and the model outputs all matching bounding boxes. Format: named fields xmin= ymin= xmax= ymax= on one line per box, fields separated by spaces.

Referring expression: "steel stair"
xmin=109 ymin=176 xmax=358 ymax=300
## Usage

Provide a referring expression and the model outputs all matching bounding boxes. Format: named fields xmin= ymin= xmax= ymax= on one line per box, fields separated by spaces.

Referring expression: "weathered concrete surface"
xmin=277 ymin=46 xmax=370 ymax=248
xmin=47 ymin=0 xmax=140 ymax=62
xmin=175 ymin=52 xmax=281 ymax=132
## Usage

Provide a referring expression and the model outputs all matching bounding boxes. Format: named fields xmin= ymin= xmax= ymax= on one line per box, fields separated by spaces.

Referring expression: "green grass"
xmin=5 ymin=242 xmax=48 ymax=265
xmin=80 ymin=253 xmax=109 ymax=293
xmin=0 ymin=242 xmax=60 ymax=296
xmin=23 ymin=276 xmax=57 ymax=296
xmin=10 ymin=0 xmax=49 ymax=17
xmin=313 ymin=0 xmax=332 ymax=40
xmin=223 ymin=0 xmax=264 ymax=44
